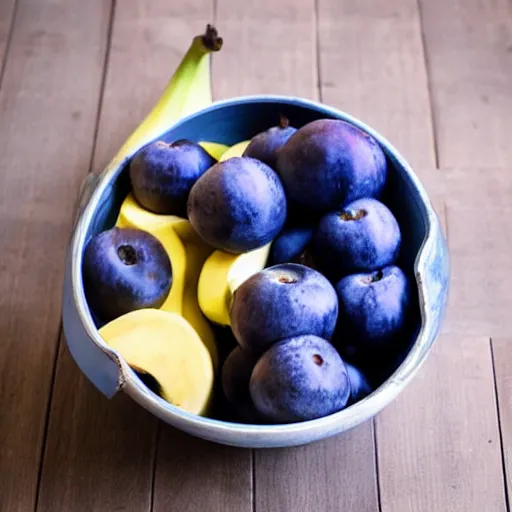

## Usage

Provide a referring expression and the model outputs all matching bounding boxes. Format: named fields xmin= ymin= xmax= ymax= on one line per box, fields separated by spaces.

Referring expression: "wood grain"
xmin=443 ymin=201 xmax=512 ymax=337
xmin=0 ymin=0 xmax=16 ymax=70
xmin=376 ymin=336 xmax=508 ymax=512
xmin=419 ymin=0 xmax=512 ymax=168
xmin=492 ymin=339 xmax=512 ymax=506
xmin=38 ymin=2 xmax=252 ymax=512
xmin=37 ymin=340 xmax=157 ymax=512
xmin=317 ymin=0 xmax=436 ymax=170
xmin=215 ymin=0 xmax=384 ymax=509
xmin=255 ymin=424 xmax=379 ymax=512
xmin=91 ymin=0 xmax=217 ymax=173
xmin=214 ymin=0 xmax=318 ymax=100
xmin=444 ymin=167 xmax=512 ymax=210
xmin=153 ymin=426 xmax=252 ymax=512
xmin=0 ymin=1 xmax=111 ymax=510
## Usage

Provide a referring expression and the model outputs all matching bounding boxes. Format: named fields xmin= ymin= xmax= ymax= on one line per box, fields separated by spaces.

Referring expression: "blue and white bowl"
xmin=62 ymin=96 xmax=450 ymax=448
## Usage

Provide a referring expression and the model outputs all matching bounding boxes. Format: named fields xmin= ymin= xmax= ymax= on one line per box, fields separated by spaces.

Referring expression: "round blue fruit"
xmin=243 ymin=116 xmax=297 ymax=169
xmin=82 ymin=227 xmax=172 ymax=322
xmin=344 ymin=361 xmax=372 ymax=405
xmin=268 ymin=226 xmax=313 ymax=265
xmin=250 ymin=335 xmax=351 ymax=423
xmin=187 ymin=157 xmax=287 ymax=253
xmin=129 ymin=139 xmax=216 ymax=217
xmin=312 ymin=197 xmax=401 ymax=280
xmin=334 ymin=265 xmax=411 ymax=362
xmin=276 ymin=119 xmax=387 ymax=212
xmin=221 ymin=347 xmax=260 ymax=423
xmin=230 ymin=263 xmax=338 ymax=356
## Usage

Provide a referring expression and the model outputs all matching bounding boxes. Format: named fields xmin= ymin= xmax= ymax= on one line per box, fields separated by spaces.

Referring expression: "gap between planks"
xmin=33 ymin=2 xmax=118 ymax=510
xmin=0 ymin=0 xmax=18 ymax=89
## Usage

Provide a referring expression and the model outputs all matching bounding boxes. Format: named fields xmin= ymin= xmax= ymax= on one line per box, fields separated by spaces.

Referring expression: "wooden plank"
xmin=255 ymin=424 xmax=379 ymax=512
xmin=443 ymin=202 xmax=512 ymax=337
xmin=36 ymin=340 xmax=157 ymax=512
xmin=153 ymin=427 xmax=252 ymax=512
xmin=39 ymin=2 xmax=251 ymax=512
xmin=214 ymin=0 xmax=379 ymax=510
xmin=92 ymin=0 xmax=217 ymax=172
xmin=0 ymin=0 xmax=16 ymax=70
xmin=492 ymin=339 xmax=512 ymax=506
xmin=443 ymin=167 xmax=512 ymax=210
xmin=251 ymin=3 xmax=442 ymax=511
xmin=213 ymin=0 xmax=318 ymax=100
xmin=376 ymin=336 xmax=508 ymax=512
xmin=317 ymin=0 xmax=436 ymax=170
xmin=419 ymin=0 xmax=512 ymax=168
xmin=0 ymin=1 xmax=111 ymax=510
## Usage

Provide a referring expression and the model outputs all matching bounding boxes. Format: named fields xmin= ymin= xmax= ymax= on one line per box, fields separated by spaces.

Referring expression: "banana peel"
xmin=103 ymin=25 xmax=223 ymax=176
xmin=96 ymin=25 xmax=224 ymax=410
xmin=116 ymin=193 xmax=219 ymax=372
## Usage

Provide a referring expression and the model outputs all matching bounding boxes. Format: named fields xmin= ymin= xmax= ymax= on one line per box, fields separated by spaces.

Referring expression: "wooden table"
xmin=1 ymin=1 xmax=511 ymax=510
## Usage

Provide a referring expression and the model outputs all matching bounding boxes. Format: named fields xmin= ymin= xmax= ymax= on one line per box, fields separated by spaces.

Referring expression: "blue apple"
xmin=268 ymin=226 xmax=313 ymax=265
xmin=129 ymin=139 xmax=216 ymax=217
xmin=187 ymin=157 xmax=287 ymax=253
xmin=221 ymin=347 xmax=260 ymax=423
xmin=243 ymin=115 xmax=297 ymax=169
xmin=230 ymin=263 xmax=338 ymax=356
xmin=312 ymin=197 xmax=401 ymax=281
xmin=82 ymin=227 xmax=172 ymax=322
xmin=276 ymin=119 xmax=387 ymax=212
xmin=344 ymin=362 xmax=372 ymax=405
xmin=250 ymin=335 xmax=350 ymax=423
xmin=334 ymin=265 xmax=411 ymax=364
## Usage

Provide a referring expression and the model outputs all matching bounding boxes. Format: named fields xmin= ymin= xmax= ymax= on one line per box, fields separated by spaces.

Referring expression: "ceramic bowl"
xmin=62 ymin=95 xmax=450 ymax=448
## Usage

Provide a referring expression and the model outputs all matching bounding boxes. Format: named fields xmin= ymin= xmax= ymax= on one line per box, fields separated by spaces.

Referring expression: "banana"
xmin=104 ymin=24 xmax=223 ymax=175
xmin=219 ymin=140 xmax=251 ymax=161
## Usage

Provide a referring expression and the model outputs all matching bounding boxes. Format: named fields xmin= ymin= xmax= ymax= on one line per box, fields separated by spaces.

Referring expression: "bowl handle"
xmin=399 ymin=210 xmax=450 ymax=384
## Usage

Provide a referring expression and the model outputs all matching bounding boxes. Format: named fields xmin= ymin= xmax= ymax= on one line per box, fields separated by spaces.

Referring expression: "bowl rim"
xmin=68 ymin=94 xmax=446 ymax=446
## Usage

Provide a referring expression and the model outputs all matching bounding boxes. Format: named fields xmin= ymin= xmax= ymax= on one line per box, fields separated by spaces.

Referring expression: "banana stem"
xmin=202 ymin=24 xmax=223 ymax=52
xmin=103 ymin=24 xmax=222 ymax=175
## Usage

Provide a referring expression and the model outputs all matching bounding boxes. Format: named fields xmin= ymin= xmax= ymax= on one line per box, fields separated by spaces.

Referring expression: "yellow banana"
xmin=104 ymin=24 xmax=222 ymax=174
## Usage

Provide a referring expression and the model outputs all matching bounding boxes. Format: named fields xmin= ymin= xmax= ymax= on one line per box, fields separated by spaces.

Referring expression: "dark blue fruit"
xmin=250 ymin=335 xmax=350 ymax=423
xmin=334 ymin=265 xmax=411 ymax=363
xmin=268 ymin=226 xmax=313 ymax=265
xmin=129 ymin=139 xmax=216 ymax=217
xmin=312 ymin=197 xmax=401 ymax=280
xmin=221 ymin=347 xmax=260 ymax=422
xmin=187 ymin=157 xmax=287 ymax=253
xmin=276 ymin=119 xmax=387 ymax=212
xmin=243 ymin=115 xmax=297 ymax=169
xmin=344 ymin=362 xmax=372 ymax=405
xmin=230 ymin=263 xmax=338 ymax=356
xmin=82 ymin=227 xmax=172 ymax=322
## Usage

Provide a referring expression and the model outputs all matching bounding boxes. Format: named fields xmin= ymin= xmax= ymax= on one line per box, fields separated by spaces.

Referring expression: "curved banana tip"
xmin=202 ymin=24 xmax=223 ymax=52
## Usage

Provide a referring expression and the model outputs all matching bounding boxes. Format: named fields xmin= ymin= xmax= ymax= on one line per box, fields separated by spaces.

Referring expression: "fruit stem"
xmin=278 ymin=275 xmax=297 ymax=284
xmin=117 ymin=245 xmax=137 ymax=266
xmin=363 ymin=270 xmax=384 ymax=284
xmin=279 ymin=113 xmax=290 ymax=129
xmin=201 ymin=24 xmax=223 ymax=52
xmin=312 ymin=354 xmax=324 ymax=366
xmin=340 ymin=209 xmax=367 ymax=221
